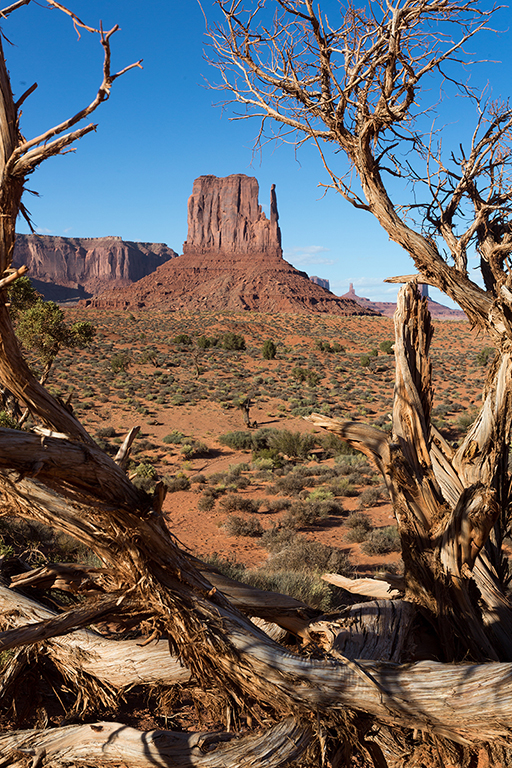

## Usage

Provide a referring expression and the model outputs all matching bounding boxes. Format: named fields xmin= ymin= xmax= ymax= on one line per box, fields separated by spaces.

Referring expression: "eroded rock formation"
xmin=13 ymin=235 xmax=177 ymax=301
xmin=184 ymin=174 xmax=282 ymax=258
xmin=86 ymin=175 xmax=375 ymax=315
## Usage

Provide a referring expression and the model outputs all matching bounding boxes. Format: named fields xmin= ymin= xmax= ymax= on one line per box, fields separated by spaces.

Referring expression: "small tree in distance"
xmin=262 ymin=339 xmax=277 ymax=359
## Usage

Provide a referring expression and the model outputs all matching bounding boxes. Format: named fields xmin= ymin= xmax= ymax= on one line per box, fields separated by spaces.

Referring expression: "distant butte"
xmin=13 ymin=234 xmax=177 ymax=302
xmin=84 ymin=174 xmax=377 ymax=315
xmin=340 ymin=283 xmax=465 ymax=319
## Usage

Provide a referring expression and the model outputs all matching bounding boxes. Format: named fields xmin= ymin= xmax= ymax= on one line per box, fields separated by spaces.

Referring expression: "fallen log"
xmin=0 ymin=586 xmax=191 ymax=690
xmin=0 ymin=717 xmax=311 ymax=768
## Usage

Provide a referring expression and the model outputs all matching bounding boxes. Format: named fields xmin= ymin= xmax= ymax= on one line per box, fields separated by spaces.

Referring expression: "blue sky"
xmin=7 ymin=0 xmax=512 ymax=304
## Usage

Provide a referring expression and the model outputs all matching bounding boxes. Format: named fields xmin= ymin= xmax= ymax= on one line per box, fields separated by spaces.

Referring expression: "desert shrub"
xmin=266 ymin=498 xmax=292 ymax=513
xmin=360 ymin=354 xmax=371 ymax=367
xmin=346 ymin=512 xmax=372 ymax=530
xmin=181 ymin=439 xmax=208 ymax=458
xmin=220 ymin=332 xmax=246 ymax=351
xmin=218 ymin=430 xmax=254 ymax=451
xmin=219 ymin=494 xmax=261 ymax=514
xmin=457 ymin=412 xmax=477 ymax=433
xmin=0 ymin=515 xmax=101 ymax=566
xmin=198 ymin=493 xmax=217 ymax=512
xmin=328 ymin=477 xmax=358 ymax=497
xmin=96 ymin=425 xmax=117 ymax=438
xmin=270 ymin=474 xmax=306 ymax=497
xmin=173 ymin=333 xmax=192 ymax=345
xmin=260 ymin=526 xmax=296 ymax=552
xmin=281 ymin=500 xmax=329 ymax=529
xmin=345 ymin=513 xmax=373 ymax=543
xmin=335 ymin=455 xmax=370 ymax=473
xmin=345 ymin=525 xmax=371 ymax=543
xmin=291 ymin=366 xmax=320 ymax=386
xmin=164 ymin=475 xmax=191 ymax=492
xmin=307 ymin=488 xmax=333 ymax=502
xmin=133 ymin=439 xmax=158 ymax=454
xmin=476 ymin=346 xmax=495 ymax=366
xmin=268 ymin=429 xmax=317 ymax=459
xmin=223 ymin=515 xmax=263 ymax=537
xmin=190 ymin=473 xmax=207 ymax=484
xmin=133 ymin=463 xmax=157 ymax=479
xmin=380 ymin=340 xmax=394 ymax=354
xmin=369 ymin=348 xmax=378 ymax=357
xmin=361 ymin=526 xmax=401 ymax=555
xmin=320 ymin=433 xmax=358 ymax=457
xmin=197 ymin=335 xmax=218 ymax=348
xmin=262 ymin=339 xmax=277 ymax=359
xmin=110 ymin=351 xmax=132 ymax=373
xmin=163 ymin=430 xmax=185 ymax=444
xmin=225 ymin=473 xmax=251 ymax=490
xmin=359 ymin=487 xmax=382 ymax=507
xmin=219 ymin=428 xmax=278 ymax=453
xmin=268 ymin=537 xmax=351 ymax=575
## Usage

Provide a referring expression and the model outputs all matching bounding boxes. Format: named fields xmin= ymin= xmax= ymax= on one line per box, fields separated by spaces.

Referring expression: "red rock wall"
xmin=13 ymin=235 xmax=177 ymax=296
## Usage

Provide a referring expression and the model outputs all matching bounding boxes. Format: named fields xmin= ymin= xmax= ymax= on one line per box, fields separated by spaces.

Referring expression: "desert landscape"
xmin=4 ymin=1 xmax=512 ymax=763
xmin=22 ymin=306 xmax=488 ymax=603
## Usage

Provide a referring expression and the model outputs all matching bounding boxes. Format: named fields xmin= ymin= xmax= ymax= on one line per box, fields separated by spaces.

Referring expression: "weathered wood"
xmin=308 ymin=599 xmax=416 ymax=662
xmin=0 ymin=592 xmax=136 ymax=653
xmin=321 ymin=573 xmax=402 ymax=600
xmin=0 ymin=586 xmax=191 ymax=690
xmin=0 ymin=717 xmax=311 ymax=768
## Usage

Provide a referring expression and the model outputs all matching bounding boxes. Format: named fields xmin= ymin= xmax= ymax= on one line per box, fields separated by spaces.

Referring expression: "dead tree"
xmin=3 ymin=2 xmax=512 ymax=767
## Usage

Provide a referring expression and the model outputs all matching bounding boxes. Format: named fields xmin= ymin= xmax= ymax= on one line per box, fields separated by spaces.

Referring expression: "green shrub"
xmin=268 ymin=429 xmax=317 ymax=459
xmin=163 ymin=430 xmax=185 ymax=444
xmin=223 ymin=515 xmax=263 ymax=537
xmin=133 ymin=463 xmax=157 ymax=479
xmin=379 ymin=340 xmax=394 ymax=355
xmin=220 ymin=332 xmax=246 ymax=351
xmin=345 ymin=525 xmax=370 ymax=543
xmin=110 ymin=351 xmax=132 ymax=373
xmin=457 ymin=412 xmax=477 ymax=433
xmin=262 ymin=339 xmax=277 ymax=359
xmin=360 ymin=354 xmax=371 ymax=367
xmin=476 ymin=346 xmax=495 ymax=366
xmin=197 ymin=335 xmax=218 ymax=348
xmin=320 ymin=433 xmax=357 ymax=457
xmin=218 ymin=430 xmax=255 ymax=451
xmin=173 ymin=334 xmax=192 ymax=345
xmin=271 ymin=474 xmax=306 ymax=497
xmin=361 ymin=526 xmax=401 ymax=555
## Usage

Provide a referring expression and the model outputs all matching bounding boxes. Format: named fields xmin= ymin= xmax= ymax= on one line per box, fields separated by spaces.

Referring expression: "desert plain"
xmin=22 ymin=306 xmax=491 ymax=611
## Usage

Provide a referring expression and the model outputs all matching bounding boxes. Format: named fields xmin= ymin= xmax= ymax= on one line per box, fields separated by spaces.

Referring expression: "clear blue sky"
xmin=7 ymin=0 xmax=512 ymax=304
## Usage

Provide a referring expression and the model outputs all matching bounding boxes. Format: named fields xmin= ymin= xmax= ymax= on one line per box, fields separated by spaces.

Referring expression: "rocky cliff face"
xmin=184 ymin=174 xmax=282 ymax=258
xmin=13 ymin=235 xmax=177 ymax=300
xmin=85 ymin=175 xmax=376 ymax=316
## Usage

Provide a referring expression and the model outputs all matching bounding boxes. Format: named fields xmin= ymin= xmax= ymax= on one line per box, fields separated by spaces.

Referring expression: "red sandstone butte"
xmin=13 ymin=234 xmax=177 ymax=301
xmin=84 ymin=174 xmax=376 ymax=315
